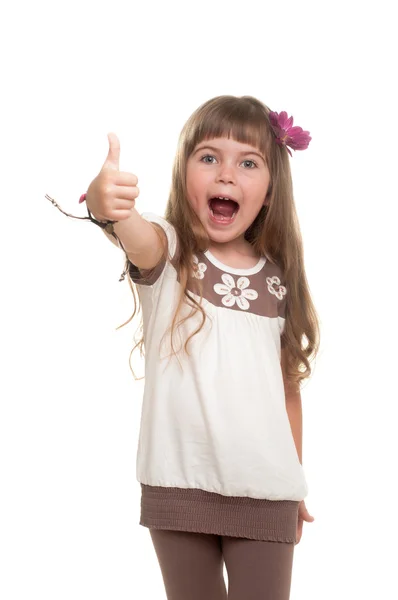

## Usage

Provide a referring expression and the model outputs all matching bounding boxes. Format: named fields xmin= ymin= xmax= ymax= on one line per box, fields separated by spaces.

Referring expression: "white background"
xmin=1 ymin=0 xmax=397 ymax=598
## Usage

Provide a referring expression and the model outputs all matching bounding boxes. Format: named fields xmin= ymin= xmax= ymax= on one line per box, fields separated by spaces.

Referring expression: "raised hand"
xmin=86 ymin=133 xmax=140 ymax=222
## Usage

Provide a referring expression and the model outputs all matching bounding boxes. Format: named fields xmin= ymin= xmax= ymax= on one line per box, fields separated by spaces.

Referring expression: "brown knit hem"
xmin=140 ymin=484 xmax=299 ymax=544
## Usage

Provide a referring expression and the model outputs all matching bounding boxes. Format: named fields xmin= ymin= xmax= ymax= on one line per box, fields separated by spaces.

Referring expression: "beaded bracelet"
xmin=78 ymin=192 xmax=117 ymax=234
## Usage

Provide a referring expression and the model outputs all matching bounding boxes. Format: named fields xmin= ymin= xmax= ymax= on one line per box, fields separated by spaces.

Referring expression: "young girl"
xmin=47 ymin=95 xmax=319 ymax=600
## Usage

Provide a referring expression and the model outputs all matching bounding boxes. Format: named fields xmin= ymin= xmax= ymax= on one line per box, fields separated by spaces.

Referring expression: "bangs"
xmin=184 ymin=96 xmax=273 ymax=164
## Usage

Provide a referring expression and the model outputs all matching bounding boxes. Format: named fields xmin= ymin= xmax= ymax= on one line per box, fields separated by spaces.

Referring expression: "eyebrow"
xmin=193 ymin=144 xmax=266 ymax=163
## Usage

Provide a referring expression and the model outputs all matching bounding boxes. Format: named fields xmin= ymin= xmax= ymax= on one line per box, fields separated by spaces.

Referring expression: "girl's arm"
xmin=100 ymin=207 xmax=167 ymax=271
xmin=281 ymin=347 xmax=303 ymax=465
xmin=285 ymin=395 xmax=303 ymax=465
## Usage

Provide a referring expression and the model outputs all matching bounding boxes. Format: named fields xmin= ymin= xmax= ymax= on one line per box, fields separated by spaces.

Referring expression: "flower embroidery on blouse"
xmin=192 ymin=255 xmax=207 ymax=279
xmin=214 ymin=274 xmax=258 ymax=310
xmin=266 ymin=276 xmax=287 ymax=300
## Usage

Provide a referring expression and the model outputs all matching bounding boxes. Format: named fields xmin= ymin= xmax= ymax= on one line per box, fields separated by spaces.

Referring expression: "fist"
xmin=86 ymin=133 xmax=140 ymax=222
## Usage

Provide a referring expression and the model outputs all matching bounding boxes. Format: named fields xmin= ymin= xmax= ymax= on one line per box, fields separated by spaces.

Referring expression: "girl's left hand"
xmin=295 ymin=500 xmax=315 ymax=544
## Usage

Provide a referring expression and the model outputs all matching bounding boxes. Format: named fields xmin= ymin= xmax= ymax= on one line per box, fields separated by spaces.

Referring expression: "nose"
xmin=216 ymin=162 xmax=236 ymax=184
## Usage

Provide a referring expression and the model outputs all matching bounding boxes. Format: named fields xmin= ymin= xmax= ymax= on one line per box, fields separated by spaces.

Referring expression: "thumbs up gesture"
xmin=86 ymin=133 xmax=140 ymax=222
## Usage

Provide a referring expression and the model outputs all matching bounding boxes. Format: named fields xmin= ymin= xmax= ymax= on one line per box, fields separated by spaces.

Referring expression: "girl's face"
xmin=186 ymin=136 xmax=271 ymax=246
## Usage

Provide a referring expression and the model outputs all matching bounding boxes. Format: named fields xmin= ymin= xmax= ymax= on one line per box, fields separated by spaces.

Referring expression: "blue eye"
xmin=242 ymin=160 xmax=257 ymax=169
xmin=200 ymin=154 xmax=216 ymax=164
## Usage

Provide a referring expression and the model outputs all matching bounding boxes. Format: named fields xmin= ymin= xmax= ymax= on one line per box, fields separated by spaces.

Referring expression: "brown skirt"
xmin=140 ymin=484 xmax=299 ymax=543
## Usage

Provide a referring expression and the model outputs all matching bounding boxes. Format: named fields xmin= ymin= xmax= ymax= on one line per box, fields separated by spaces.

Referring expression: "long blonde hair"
xmin=119 ymin=95 xmax=320 ymax=389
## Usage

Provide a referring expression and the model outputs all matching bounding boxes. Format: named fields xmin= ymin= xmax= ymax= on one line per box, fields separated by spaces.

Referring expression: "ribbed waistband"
xmin=140 ymin=484 xmax=299 ymax=543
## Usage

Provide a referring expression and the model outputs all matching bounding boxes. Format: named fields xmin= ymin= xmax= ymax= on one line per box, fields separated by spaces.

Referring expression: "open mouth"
xmin=208 ymin=196 xmax=240 ymax=225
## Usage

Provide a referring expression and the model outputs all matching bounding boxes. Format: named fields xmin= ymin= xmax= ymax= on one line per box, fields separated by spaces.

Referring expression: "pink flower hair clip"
xmin=269 ymin=111 xmax=312 ymax=157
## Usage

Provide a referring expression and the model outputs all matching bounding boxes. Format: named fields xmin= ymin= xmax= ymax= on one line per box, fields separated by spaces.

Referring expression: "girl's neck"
xmin=208 ymin=237 xmax=260 ymax=269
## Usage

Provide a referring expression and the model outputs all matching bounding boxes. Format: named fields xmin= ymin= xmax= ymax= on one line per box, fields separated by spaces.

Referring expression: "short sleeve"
xmin=127 ymin=213 xmax=178 ymax=287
